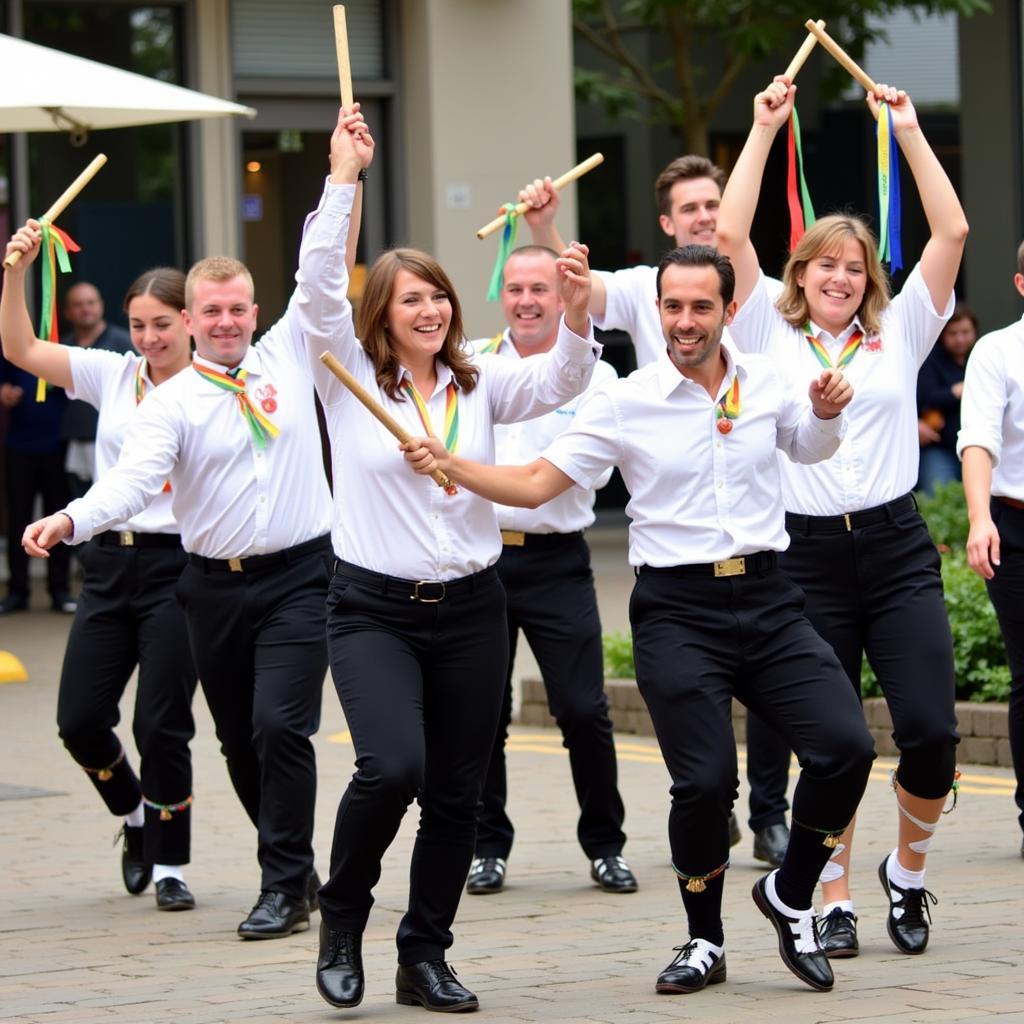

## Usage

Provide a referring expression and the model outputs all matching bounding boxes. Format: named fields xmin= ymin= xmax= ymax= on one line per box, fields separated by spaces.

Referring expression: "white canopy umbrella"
xmin=0 ymin=32 xmax=255 ymax=138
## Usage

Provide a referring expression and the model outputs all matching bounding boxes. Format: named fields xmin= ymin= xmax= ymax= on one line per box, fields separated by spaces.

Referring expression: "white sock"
xmin=125 ymin=801 xmax=144 ymax=828
xmin=688 ymin=936 xmax=725 ymax=958
xmin=152 ymin=864 xmax=184 ymax=883
xmin=887 ymin=849 xmax=926 ymax=890
xmin=765 ymin=872 xmax=818 ymax=955
xmin=822 ymin=899 xmax=855 ymax=916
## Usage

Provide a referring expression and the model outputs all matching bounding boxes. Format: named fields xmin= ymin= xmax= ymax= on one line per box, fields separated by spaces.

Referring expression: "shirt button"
xmin=717 ymin=480 xmax=724 ymax=489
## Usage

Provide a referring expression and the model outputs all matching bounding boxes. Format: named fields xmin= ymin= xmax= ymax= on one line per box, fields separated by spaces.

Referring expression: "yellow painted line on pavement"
xmin=328 ymin=730 xmax=1016 ymax=794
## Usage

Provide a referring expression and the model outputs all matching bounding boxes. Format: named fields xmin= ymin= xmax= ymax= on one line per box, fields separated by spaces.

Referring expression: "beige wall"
xmin=400 ymin=0 xmax=578 ymax=338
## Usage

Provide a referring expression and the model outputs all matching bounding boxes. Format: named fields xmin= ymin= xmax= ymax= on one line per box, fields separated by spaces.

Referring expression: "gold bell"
xmin=685 ymin=877 xmax=707 ymax=893
xmin=97 ymin=769 xmax=113 ymax=781
xmin=823 ymin=834 xmax=839 ymax=849
xmin=160 ymin=808 xmax=172 ymax=821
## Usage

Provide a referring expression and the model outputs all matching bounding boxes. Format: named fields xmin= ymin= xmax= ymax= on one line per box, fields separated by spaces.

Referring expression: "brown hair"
xmin=776 ymin=215 xmax=891 ymax=337
xmin=356 ymin=248 xmax=479 ymax=399
xmin=654 ymin=156 xmax=727 ymax=216
xmin=944 ymin=300 xmax=978 ymax=336
xmin=184 ymin=256 xmax=254 ymax=308
xmin=123 ymin=267 xmax=186 ymax=314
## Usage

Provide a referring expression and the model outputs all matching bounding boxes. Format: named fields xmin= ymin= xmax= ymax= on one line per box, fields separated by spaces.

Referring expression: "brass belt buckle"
xmin=228 ymin=557 xmax=244 ymax=572
xmin=844 ymin=513 xmax=853 ymax=531
xmin=411 ymin=580 xmax=446 ymax=603
xmin=713 ymin=557 xmax=746 ymax=577
xmin=500 ymin=530 xmax=526 ymax=547
xmin=119 ymin=531 xmax=134 ymax=547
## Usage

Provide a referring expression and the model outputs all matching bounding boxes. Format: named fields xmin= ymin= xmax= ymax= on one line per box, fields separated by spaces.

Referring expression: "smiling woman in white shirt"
xmin=0 ymin=251 xmax=197 ymax=911
xmin=715 ymin=75 xmax=969 ymax=960
xmin=306 ymin=201 xmax=601 ymax=1009
xmin=959 ymin=248 xmax=1024 ymax=853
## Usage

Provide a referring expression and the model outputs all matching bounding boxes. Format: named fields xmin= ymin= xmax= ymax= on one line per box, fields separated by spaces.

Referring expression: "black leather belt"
xmin=637 ymin=550 xmax=777 ymax=578
xmin=188 ymin=535 xmax=330 ymax=574
xmin=96 ymin=531 xmax=182 ymax=549
xmin=500 ymin=530 xmax=582 ymax=548
xmin=334 ymin=560 xmax=497 ymax=603
xmin=785 ymin=493 xmax=916 ymax=535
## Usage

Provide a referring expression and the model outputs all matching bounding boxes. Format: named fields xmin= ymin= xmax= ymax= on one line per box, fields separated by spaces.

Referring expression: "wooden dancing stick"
xmin=784 ymin=19 xmax=825 ymax=80
xmin=319 ymin=352 xmax=456 ymax=492
xmin=333 ymin=5 xmax=355 ymax=110
xmin=803 ymin=19 xmax=878 ymax=93
xmin=476 ymin=153 xmax=605 ymax=240
xmin=3 ymin=153 xmax=107 ymax=269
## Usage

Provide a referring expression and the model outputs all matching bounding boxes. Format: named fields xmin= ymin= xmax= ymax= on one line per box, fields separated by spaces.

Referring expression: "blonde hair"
xmin=185 ymin=256 xmax=255 ymax=308
xmin=777 ymin=215 xmax=890 ymax=337
xmin=356 ymin=248 xmax=479 ymax=400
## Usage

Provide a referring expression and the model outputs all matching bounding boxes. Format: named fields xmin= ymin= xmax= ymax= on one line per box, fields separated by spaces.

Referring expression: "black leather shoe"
xmin=237 ymin=890 xmax=310 ymax=939
xmin=878 ymin=857 xmax=936 ymax=955
xmin=656 ymin=940 xmax=727 ymax=993
xmin=307 ymin=868 xmax=321 ymax=913
xmin=0 ymin=592 xmax=28 ymax=615
xmin=590 ymin=855 xmax=638 ymax=893
xmin=751 ymin=874 xmax=833 ymax=991
xmin=466 ymin=856 xmax=506 ymax=895
xmin=728 ymin=812 xmax=741 ymax=848
xmin=155 ymin=877 xmax=195 ymax=911
xmin=817 ymin=907 xmax=858 ymax=958
xmin=316 ymin=921 xmax=363 ymax=1008
xmin=753 ymin=823 xmax=790 ymax=868
xmin=395 ymin=960 xmax=479 ymax=1012
xmin=116 ymin=825 xmax=151 ymax=895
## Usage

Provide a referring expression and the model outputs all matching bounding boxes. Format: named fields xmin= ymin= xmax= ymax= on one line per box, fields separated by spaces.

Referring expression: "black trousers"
xmin=475 ymin=533 xmax=626 ymax=861
xmin=630 ymin=559 xmax=874 ymax=881
xmin=5 ymin=447 xmax=71 ymax=599
xmin=781 ymin=495 xmax=959 ymax=799
xmin=319 ymin=561 xmax=508 ymax=965
xmin=175 ymin=535 xmax=331 ymax=899
xmin=987 ymin=499 xmax=1024 ymax=830
xmin=56 ymin=537 xmax=197 ymax=865
xmin=745 ymin=710 xmax=792 ymax=831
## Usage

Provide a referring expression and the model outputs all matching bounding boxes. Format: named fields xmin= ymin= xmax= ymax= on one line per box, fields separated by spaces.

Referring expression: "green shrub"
xmin=606 ymin=481 xmax=1012 ymax=702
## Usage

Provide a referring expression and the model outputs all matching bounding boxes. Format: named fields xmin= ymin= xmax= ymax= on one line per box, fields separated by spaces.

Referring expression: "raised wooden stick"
xmin=333 ymin=5 xmax=354 ymax=109
xmin=476 ymin=153 xmax=605 ymax=240
xmin=3 ymin=153 xmax=107 ymax=269
xmin=784 ymin=19 xmax=825 ymax=79
xmin=804 ymin=19 xmax=878 ymax=93
xmin=319 ymin=352 xmax=455 ymax=492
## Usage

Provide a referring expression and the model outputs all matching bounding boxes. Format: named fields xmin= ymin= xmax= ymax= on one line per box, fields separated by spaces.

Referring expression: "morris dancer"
xmin=403 ymin=244 xmax=875 ymax=995
xmin=22 ymin=107 xmax=373 ymax=941
xmin=715 ymin=74 xmax=968 ymax=957
xmin=1 ymin=252 xmax=197 ymax=910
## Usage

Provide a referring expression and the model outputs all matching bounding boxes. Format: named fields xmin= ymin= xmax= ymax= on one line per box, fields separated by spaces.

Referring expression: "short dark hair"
xmin=1017 ymin=239 xmax=1024 ymax=277
xmin=654 ymin=156 xmax=727 ymax=216
xmin=656 ymin=245 xmax=735 ymax=306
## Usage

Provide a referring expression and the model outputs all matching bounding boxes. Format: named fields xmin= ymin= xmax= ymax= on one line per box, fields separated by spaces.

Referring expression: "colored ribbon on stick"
xmin=876 ymin=102 xmax=903 ymax=272
xmin=35 ymin=220 xmax=81 ymax=401
xmin=786 ymin=107 xmax=816 ymax=251
xmin=486 ymin=203 xmax=519 ymax=302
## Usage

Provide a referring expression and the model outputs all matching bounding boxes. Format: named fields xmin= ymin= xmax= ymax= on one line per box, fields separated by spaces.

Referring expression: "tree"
xmin=573 ymin=0 xmax=991 ymax=155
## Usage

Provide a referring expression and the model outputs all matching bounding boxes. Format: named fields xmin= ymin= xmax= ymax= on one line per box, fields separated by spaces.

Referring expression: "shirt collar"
xmin=192 ymin=346 xmax=262 ymax=377
xmin=397 ymin=359 xmax=457 ymax=395
xmin=654 ymin=336 xmax=748 ymax=401
xmin=807 ymin=315 xmax=865 ymax=345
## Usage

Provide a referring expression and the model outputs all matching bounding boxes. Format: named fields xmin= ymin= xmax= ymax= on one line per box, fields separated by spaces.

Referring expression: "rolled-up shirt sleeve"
xmin=957 ymin=335 xmax=1007 ymax=466
xmin=541 ymin=386 xmax=621 ymax=490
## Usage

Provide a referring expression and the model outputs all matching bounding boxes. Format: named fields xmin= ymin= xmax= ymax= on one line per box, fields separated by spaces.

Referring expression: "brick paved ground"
xmin=2 ymin=529 xmax=1023 ymax=1023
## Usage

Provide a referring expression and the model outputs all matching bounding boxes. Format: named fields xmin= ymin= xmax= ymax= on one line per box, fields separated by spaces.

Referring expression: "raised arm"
xmin=402 ymin=436 xmax=574 ymax=508
xmin=866 ymin=86 xmax=968 ymax=313
xmin=715 ymin=77 xmax=794 ymax=309
xmin=0 ymin=221 xmax=74 ymax=389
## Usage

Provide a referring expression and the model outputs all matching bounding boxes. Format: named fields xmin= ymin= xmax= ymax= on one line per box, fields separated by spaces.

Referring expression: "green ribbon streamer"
xmin=486 ymin=203 xmax=519 ymax=302
xmin=792 ymin=107 xmax=816 ymax=230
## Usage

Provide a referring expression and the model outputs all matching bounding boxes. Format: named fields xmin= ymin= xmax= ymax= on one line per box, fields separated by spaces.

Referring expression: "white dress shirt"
xmin=728 ymin=265 xmax=953 ymax=515
xmin=301 ymin=189 xmax=602 ymax=581
xmin=471 ymin=329 xmax=617 ymax=534
xmin=65 ymin=348 xmax=180 ymax=534
xmin=957 ymin=315 xmax=1024 ymax=501
xmin=542 ymin=341 xmax=846 ymax=567
xmin=595 ymin=263 xmax=783 ymax=368
xmin=62 ymin=183 xmax=344 ymax=559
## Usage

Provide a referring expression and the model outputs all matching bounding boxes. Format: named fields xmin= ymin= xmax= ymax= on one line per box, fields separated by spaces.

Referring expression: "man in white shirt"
xmin=402 ymin=245 xmax=875 ymax=996
xmin=960 ymin=244 xmax=1024 ymax=853
xmin=465 ymin=246 xmax=633 ymax=898
xmin=520 ymin=155 xmax=793 ymax=866
xmin=22 ymin=108 xmax=374 ymax=941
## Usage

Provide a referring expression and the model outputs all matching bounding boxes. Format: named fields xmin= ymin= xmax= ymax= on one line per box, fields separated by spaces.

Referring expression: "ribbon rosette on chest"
xmin=255 ymin=382 xmax=278 ymax=414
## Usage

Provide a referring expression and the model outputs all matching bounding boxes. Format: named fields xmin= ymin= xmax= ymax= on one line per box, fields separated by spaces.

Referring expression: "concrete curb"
xmin=519 ymin=677 xmax=1013 ymax=768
